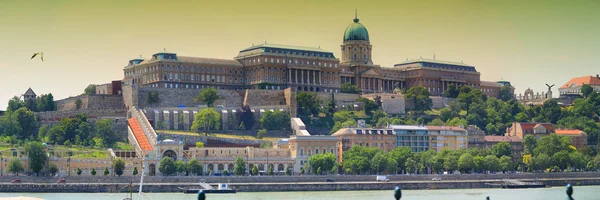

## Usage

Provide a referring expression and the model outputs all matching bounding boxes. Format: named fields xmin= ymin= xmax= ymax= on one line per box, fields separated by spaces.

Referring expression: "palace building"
xmin=123 ymin=14 xmax=504 ymax=96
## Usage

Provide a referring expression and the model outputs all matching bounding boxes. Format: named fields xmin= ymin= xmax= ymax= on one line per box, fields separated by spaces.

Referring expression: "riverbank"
xmin=1 ymin=176 xmax=600 ymax=193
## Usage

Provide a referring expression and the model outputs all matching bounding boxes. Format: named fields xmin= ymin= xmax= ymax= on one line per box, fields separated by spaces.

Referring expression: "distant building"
xmin=23 ymin=87 xmax=36 ymax=101
xmin=559 ymin=75 xmax=600 ymax=98
xmin=555 ymin=129 xmax=588 ymax=150
xmin=467 ymin=125 xmax=486 ymax=148
xmin=426 ymin=126 xmax=468 ymax=152
xmin=484 ymin=136 xmax=523 ymax=159
xmin=506 ymin=122 xmax=554 ymax=140
xmin=96 ymin=81 xmax=123 ymax=95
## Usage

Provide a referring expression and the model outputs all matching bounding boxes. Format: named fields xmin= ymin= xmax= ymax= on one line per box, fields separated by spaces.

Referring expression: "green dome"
xmin=343 ymin=18 xmax=369 ymax=41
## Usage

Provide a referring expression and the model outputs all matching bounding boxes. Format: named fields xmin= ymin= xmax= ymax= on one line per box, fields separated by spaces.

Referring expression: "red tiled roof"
xmin=518 ymin=123 xmax=554 ymax=132
xmin=560 ymin=76 xmax=600 ymax=89
xmin=128 ymin=118 xmax=153 ymax=151
xmin=555 ymin=129 xmax=585 ymax=135
xmin=484 ymin=136 xmax=522 ymax=142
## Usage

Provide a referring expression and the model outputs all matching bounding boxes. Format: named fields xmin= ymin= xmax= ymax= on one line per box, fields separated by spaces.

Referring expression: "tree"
xmin=499 ymin=155 xmax=513 ymax=172
xmin=260 ymin=141 xmax=273 ymax=148
xmin=474 ymin=156 xmax=485 ymax=173
xmin=371 ymin=152 xmax=388 ymax=174
xmin=187 ymin=159 xmax=203 ymax=176
xmin=499 ymin=85 xmax=514 ymax=101
xmin=534 ymin=134 xmax=572 ymax=157
xmin=251 ymin=165 xmax=259 ymax=176
xmin=370 ymin=110 xmax=387 ymax=126
xmin=523 ymin=135 xmax=537 ymax=155
xmin=91 ymin=168 xmax=97 ymax=176
xmin=340 ymin=82 xmax=361 ymax=94
xmin=133 ymin=167 xmax=138 ymax=176
xmin=268 ymin=165 xmax=274 ymax=176
xmin=112 ymin=157 xmax=126 ymax=177
xmin=553 ymin=150 xmax=571 ymax=170
xmin=103 ymin=166 xmax=109 ymax=176
xmin=239 ymin=105 xmax=255 ymax=130
xmin=159 ymin=157 xmax=177 ymax=176
xmin=7 ymin=96 xmax=25 ymax=112
xmin=256 ymin=129 xmax=267 ymax=139
xmin=458 ymin=153 xmax=475 ymax=173
xmin=515 ymin=112 xmax=529 ymax=122
xmin=300 ymin=167 xmax=305 ymax=175
xmin=191 ymin=108 xmax=221 ymax=136
xmin=25 ymin=142 xmax=46 ymax=175
xmin=234 ymin=157 xmax=246 ymax=176
xmin=195 ymin=142 xmax=205 ymax=148
xmin=296 ymin=92 xmax=321 ymax=117
xmin=77 ymin=168 xmax=82 ymax=176
xmin=405 ymin=157 xmax=417 ymax=174
xmin=75 ymin=99 xmax=83 ymax=109
xmin=323 ymin=92 xmax=336 ymax=117
xmin=330 ymin=110 xmax=357 ymax=134
xmin=405 ymin=86 xmax=432 ymax=112
xmin=444 ymin=84 xmax=460 ymax=98
xmin=443 ymin=155 xmax=458 ymax=172
xmin=260 ymin=110 xmax=290 ymax=130
xmin=14 ymin=107 xmax=39 ymax=139
xmin=96 ymin=119 xmax=117 ymax=148
xmin=286 ymin=167 xmax=292 ymax=176
xmin=147 ymin=91 xmax=161 ymax=107
xmin=49 ymin=164 xmax=59 ymax=176
xmin=492 ymin=141 xmax=512 ymax=158
xmin=194 ymin=88 xmax=218 ymax=107
xmin=84 ymin=84 xmax=96 ymax=95
xmin=428 ymin=118 xmax=445 ymax=126
xmin=484 ymin=155 xmax=500 ymax=172
xmin=175 ymin=160 xmax=186 ymax=176
xmin=7 ymin=157 xmax=24 ymax=176
xmin=581 ymin=84 xmax=594 ymax=98
xmin=308 ymin=153 xmax=336 ymax=175
xmin=357 ymin=98 xmax=379 ymax=115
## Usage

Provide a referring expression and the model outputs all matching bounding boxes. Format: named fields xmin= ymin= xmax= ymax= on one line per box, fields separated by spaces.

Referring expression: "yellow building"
xmin=426 ymin=126 xmax=468 ymax=152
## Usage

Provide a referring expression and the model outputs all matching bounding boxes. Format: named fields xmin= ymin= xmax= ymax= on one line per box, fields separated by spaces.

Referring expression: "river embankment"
xmin=0 ymin=172 xmax=599 ymax=192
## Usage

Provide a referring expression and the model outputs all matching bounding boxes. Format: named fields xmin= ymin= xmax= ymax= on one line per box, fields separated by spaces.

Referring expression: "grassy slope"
xmin=158 ymin=130 xmax=281 ymax=141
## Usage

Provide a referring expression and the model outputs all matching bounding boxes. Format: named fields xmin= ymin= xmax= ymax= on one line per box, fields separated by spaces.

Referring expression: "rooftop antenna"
xmin=264 ymin=41 xmax=267 ymax=44
xmin=433 ymin=49 xmax=436 ymax=60
xmin=354 ymin=9 xmax=359 ymax=23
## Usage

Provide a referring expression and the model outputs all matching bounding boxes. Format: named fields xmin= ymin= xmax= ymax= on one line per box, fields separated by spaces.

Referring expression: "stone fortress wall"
xmin=56 ymin=94 xmax=124 ymax=111
xmin=35 ymin=109 xmax=128 ymax=139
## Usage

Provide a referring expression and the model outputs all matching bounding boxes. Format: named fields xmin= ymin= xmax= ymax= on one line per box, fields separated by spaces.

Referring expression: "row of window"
xmin=248 ymin=57 xmax=338 ymax=68
xmin=298 ymin=148 xmax=335 ymax=156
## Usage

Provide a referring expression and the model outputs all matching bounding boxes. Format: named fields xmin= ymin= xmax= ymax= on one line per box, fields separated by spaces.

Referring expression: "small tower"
xmin=340 ymin=10 xmax=372 ymax=65
xmin=23 ymin=88 xmax=37 ymax=101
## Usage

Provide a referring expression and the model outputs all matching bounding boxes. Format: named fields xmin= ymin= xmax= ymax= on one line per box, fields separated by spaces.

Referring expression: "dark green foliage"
xmin=340 ymin=82 xmax=361 ymax=94
xmin=147 ymin=91 xmax=161 ymax=107
xmin=187 ymin=159 xmax=203 ymax=176
xmin=308 ymin=153 xmax=336 ymax=175
xmin=159 ymin=157 xmax=176 ymax=176
xmin=405 ymin=86 xmax=432 ymax=112
xmin=103 ymin=166 xmax=109 ymax=176
xmin=25 ymin=141 xmax=46 ymax=175
xmin=91 ymin=168 xmax=97 ymax=176
xmin=112 ymin=157 xmax=126 ymax=176
xmin=195 ymin=88 xmax=218 ymax=107
xmin=297 ymin=92 xmax=321 ymax=117
xmin=84 ymin=84 xmax=96 ymax=95
xmin=238 ymin=105 xmax=255 ymax=130
xmin=234 ymin=157 xmax=246 ymax=176
xmin=260 ymin=110 xmax=290 ymax=130
xmin=357 ymin=97 xmax=379 ymax=115
xmin=444 ymin=84 xmax=460 ymax=98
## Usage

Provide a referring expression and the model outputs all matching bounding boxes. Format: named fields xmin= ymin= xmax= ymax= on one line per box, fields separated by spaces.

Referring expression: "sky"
xmin=1 ymin=0 xmax=599 ymax=109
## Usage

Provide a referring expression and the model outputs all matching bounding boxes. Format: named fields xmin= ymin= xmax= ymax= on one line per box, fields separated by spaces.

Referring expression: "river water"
xmin=0 ymin=186 xmax=596 ymax=200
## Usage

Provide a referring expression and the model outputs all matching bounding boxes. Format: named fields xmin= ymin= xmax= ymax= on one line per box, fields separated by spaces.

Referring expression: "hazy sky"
xmin=1 ymin=0 xmax=599 ymax=109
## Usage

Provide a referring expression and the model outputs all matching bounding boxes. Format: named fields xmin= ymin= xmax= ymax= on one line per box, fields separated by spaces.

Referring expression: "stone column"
xmin=221 ymin=110 xmax=229 ymax=131
xmin=183 ymin=111 xmax=190 ymax=131
xmin=163 ymin=110 xmax=171 ymax=130
xmin=319 ymin=71 xmax=322 ymax=85
xmin=173 ymin=111 xmax=179 ymax=130
xmin=154 ymin=110 xmax=160 ymax=129
xmin=288 ymin=68 xmax=291 ymax=83
xmin=301 ymin=70 xmax=304 ymax=84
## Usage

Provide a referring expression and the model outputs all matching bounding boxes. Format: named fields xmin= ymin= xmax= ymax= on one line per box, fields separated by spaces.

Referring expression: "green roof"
xmin=343 ymin=18 xmax=370 ymax=41
xmin=240 ymin=43 xmax=332 ymax=54
xmin=395 ymin=58 xmax=474 ymax=67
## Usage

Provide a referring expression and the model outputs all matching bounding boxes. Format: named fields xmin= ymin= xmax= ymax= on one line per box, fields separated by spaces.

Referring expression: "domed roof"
xmin=343 ymin=17 xmax=369 ymax=42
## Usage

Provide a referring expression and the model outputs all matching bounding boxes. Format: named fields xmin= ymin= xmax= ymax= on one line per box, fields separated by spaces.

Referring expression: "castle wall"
xmin=56 ymin=95 xmax=123 ymax=111
xmin=136 ymin=87 xmax=244 ymax=108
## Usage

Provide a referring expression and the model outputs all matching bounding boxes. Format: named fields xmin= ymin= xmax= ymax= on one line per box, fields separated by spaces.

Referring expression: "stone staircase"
xmin=127 ymin=106 xmax=158 ymax=157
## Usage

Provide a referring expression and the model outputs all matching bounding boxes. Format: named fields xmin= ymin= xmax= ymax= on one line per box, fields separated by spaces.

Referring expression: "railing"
xmin=131 ymin=106 xmax=157 ymax=146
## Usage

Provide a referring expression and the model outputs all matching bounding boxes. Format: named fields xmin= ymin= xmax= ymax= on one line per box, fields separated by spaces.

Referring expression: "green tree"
xmin=330 ymin=110 xmax=357 ymax=134
xmin=535 ymin=153 xmax=551 ymax=171
xmin=96 ymin=119 xmax=117 ymax=148
xmin=194 ymin=88 xmax=218 ymax=107
xmin=443 ymin=155 xmax=458 ymax=172
xmin=260 ymin=110 xmax=290 ymax=130
xmin=499 ymin=155 xmax=513 ymax=172
xmin=405 ymin=157 xmax=417 ymax=174
xmin=103 ymin=166 xmax=109 ymax=176
xmin=484 ymin=155 xmax=500 ymax=172
xmin=260 ymin=141 xmax=273 ymax=148
xmin=84 ymin=84 xmax=96 ymax=95
xmin=405 ymin=86 xmax=432 ymax=112
xmin=77 ymin=168 xmax=82 ymax=176
xmin=515 ymin=112 xmax=529 ymax=122
xmin=191 ymin=108 xmax=221 ymax=136
xmin=7 ymin=96 xmax=25 ymax=112
xmin=458 ymin=153 xmax=475 ymax=173
xmin=499 ymin=85 xmax=514 ymax=101
xmin=49 ymin=164 xmax=59 ymax=176
xmin=428 ymin=118 xmax=445 ymax=126
xmin=553 ymin=150 xmax=571 ymax=170
xmin=300 ymin=167 xmax=305 ymax=175
xmin=371 ymin=152 xmax=389 ymax=174
xmin=541 ymin=99 xmax=562 ymax=124
xmin=175 ymin=160 xmax=186 ymax=175
xmin=256 ymin=129 xmax=267 ymax=139
xmin=146 ymin=91 xmax=161 ymax=107
xmin=268 ymin=165 xmax=274 ymax=175
xmin=371 ymin=110 xmax=387 ymax=126
xmin=340 ymin=82 xmax=361 ymax=94
xmin=297 ymin=92 xmax=321 ymax=117
xmin=159 ymin=157 xmax=177 ymax=176
xmin=25 ymin=141 xmax=46 ymax=175
xmin=439 ymin=108 xmax=456 ymax=122
xmin=75 ymin=98 xmax=82 ymax=109
xmin=234 ymin=157 xmax=247 ymax=176
xmin=186 ymin=159 xmax=203 ymax=176
xmin=523 ymin=135 xmax=537 ymax=155
xmin=444 ymin=84 xmax=460 ymax=98
xmin=357 ymin=98 xmax=379 ymax=115
xmin=91 ymin=168 xmax=97 ymax=176
xmin=492 ymin=141 xmax=512 ymax=158
xmin=473 ymin=155 xmax=485 ymax=173
xmin=251 ymin=165 xmax=259 ymax=176
xmin=534 ymin=134 xmax=572 ymax=157
xmin=7 ymin=157 xmax=24 ymax=176
xmin=112 ymin=157 xmax=126 ymax=176
xmin=286 ymin=167 xmax=292 ymax=176
xmin=195 ymin=142 xmax=205 ymax=148
xmin=569 ymin=152 xmax=586 ymax=170
xmin=133 ymin=167 xmax=138 ymax=176
xmin=14 ymin=107 xmax=39 ymax=139
xmin=323 ymin=92 xmax=337 ymax=117
xmin=308 ymin=153 xmax=336 ymax=175
xmin=581 ymin=84 xmax=594 ymax=98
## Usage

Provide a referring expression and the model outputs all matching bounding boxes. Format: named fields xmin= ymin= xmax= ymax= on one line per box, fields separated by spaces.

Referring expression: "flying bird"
xmin=31 ymin=52 xmax=44 ymax=62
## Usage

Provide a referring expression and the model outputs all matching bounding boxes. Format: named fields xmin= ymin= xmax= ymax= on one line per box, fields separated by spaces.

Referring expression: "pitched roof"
xmin=240 ymin=43 xmax=333 ymax=54
xmin=480 ymin=81 xmax=502 ymax=88
xmin=560 ymin=76 xmax=600 ymax=89
xmin=24 ymin=88 xmax=36 ymax=96
xmin=518 ymin=123 xmax=554 ymax=131
xmin=555 ymin=129 xmax=585 ymax=135
xmin=331 ymin=128 xmax=355 ymax=136
xmin=484 ymin=136 xmax=522 ymax=143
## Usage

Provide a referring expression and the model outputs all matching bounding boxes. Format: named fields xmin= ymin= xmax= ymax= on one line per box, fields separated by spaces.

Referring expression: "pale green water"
xmin=0 ymin=186 xmax=596 ymax=200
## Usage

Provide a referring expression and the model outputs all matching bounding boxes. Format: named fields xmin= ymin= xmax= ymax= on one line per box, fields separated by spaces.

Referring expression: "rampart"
xmin=55 ymin=95 xmax=124 ymax=111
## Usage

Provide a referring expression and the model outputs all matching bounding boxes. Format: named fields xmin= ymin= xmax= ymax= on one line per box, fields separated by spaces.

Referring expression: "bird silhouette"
xmin=545 ymin=84 xmax=555 ymax=89
xmin=31 ymin=52 xmax=44 ymax=62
